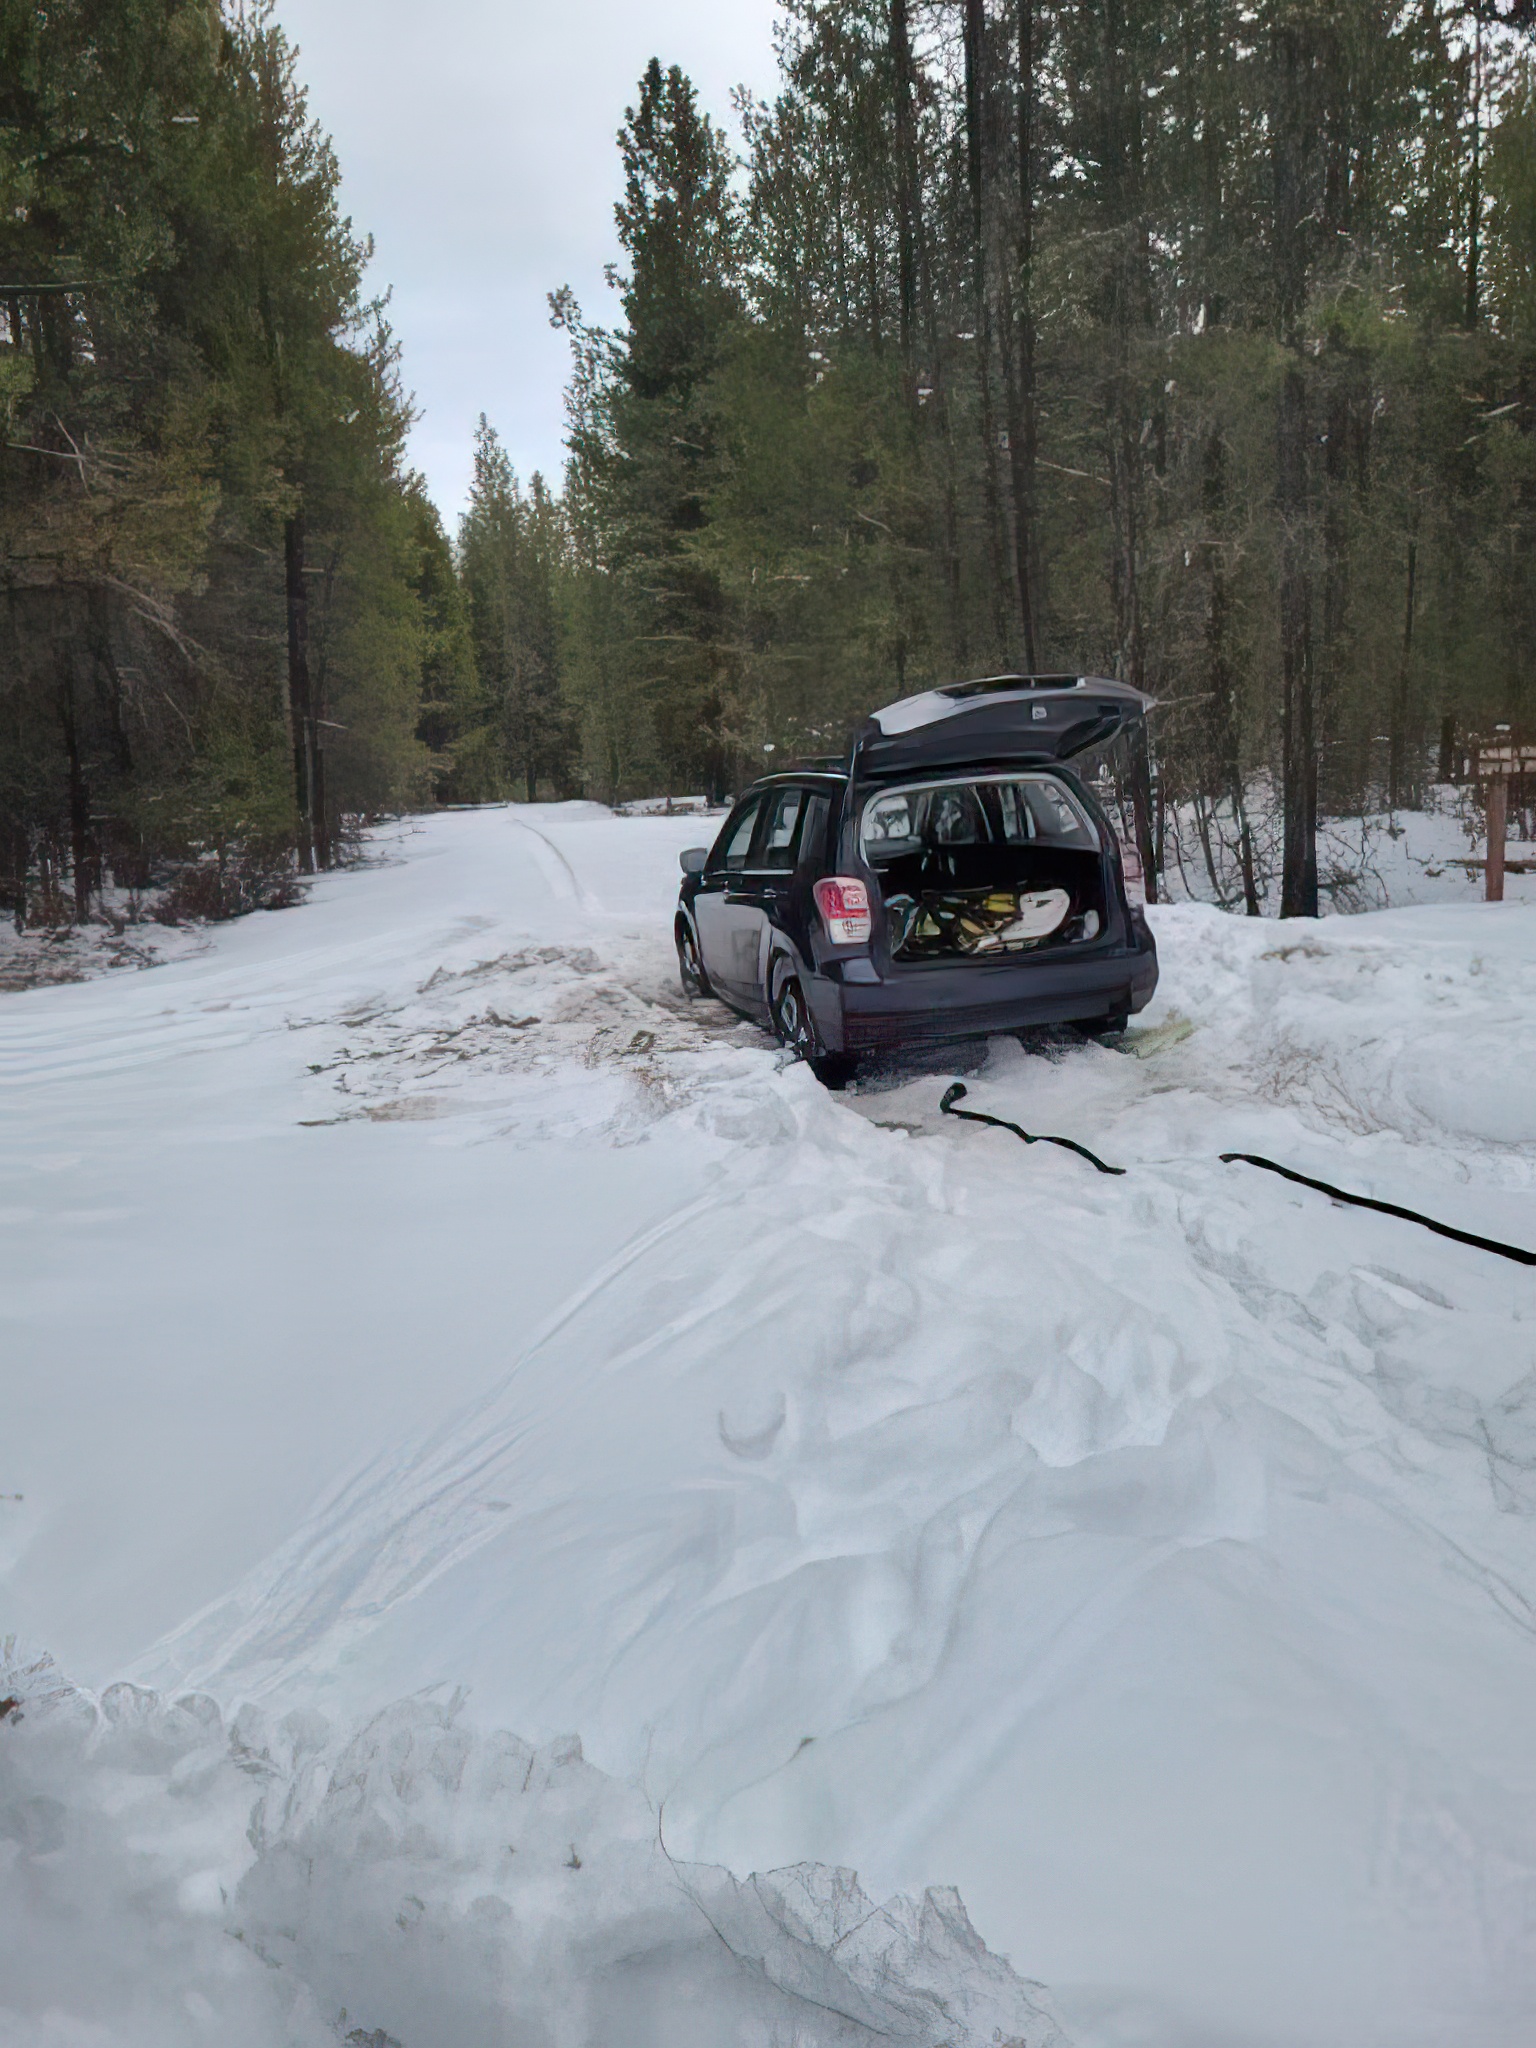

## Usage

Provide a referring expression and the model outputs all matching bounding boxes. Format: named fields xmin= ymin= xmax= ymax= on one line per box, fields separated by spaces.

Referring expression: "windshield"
xmin=861 ymin=774 xmax=1098 ymax=862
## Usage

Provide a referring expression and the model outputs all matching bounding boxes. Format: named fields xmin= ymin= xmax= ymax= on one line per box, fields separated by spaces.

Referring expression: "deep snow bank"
xmin=0 ymin=1642 xmax=1061 ymax=2048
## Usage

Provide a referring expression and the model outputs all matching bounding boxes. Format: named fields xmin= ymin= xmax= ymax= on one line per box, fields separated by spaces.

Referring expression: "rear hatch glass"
xmin=861 ymin=773 xmax=1107 ymax=961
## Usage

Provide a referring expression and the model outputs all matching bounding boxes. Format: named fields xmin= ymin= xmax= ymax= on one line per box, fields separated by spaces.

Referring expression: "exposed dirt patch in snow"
xmin=295 ymin=931 xmax=772 ymax=1140
xmin=0 ymin=919 xmax=210 ymax=991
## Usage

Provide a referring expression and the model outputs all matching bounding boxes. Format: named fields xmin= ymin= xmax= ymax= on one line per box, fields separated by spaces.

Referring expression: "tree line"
xmin=0 ymin=0 xmax=467 ymax=927
xmin=538 ymin=0 xmax=1536 ymax=912
xmin=6 ymin=1 xmax=1536 ymax=929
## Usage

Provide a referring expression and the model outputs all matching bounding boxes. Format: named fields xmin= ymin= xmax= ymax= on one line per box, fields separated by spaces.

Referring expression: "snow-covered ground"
xmin=1151 ymin=780 xmax=1536 ymax=915
xmin=4 ymin=803 xmax=1536 ymax=2047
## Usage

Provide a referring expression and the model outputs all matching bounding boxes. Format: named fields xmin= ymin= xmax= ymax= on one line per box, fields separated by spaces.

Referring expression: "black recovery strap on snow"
xmin=939 ymin=1082 xmax=1126 ymax=1177
xmin=1218 ymin=1152 xmax=1536 ymax=1267
xmin=936 ymin=1083 xmax=1536 ymax=1266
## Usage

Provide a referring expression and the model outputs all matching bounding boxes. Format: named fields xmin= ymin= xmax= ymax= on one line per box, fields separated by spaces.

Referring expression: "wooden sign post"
xmin=1473 ymin=741 xmax=1536 ymax=902
xmin=1486 ymin=769 xmax=1507 ymax=902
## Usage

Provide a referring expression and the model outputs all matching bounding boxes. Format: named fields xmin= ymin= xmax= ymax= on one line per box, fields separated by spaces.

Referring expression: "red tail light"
xmin=813 ymin=876 xmax=873 ymax=945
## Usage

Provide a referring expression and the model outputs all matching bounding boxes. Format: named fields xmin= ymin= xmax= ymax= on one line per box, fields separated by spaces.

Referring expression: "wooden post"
xmin=285 ymin=513 xmax=316 ymax=876
xmin=1486 ymin=771 xmax=1507 ymax=902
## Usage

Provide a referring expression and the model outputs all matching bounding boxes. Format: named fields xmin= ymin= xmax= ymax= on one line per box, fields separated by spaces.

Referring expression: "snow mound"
xmin=0 ymin=1643 xmax=1063 ymax=2048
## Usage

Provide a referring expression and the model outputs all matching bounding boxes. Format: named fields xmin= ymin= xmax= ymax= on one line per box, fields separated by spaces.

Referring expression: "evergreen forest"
xmin=5 ymin=0 xmax=1536 ymax=925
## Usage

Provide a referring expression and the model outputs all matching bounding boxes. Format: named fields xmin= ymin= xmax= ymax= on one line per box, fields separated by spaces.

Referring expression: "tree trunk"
xmin=1465 ymin=12 xmax=1483 ymax=331
xmin=909 ymin=73 xmax=967 ymax=666
xmin=1097 ymin=0 xmax=1157 ymax=893
xmin=1237 ymin=806 xmax=1260 ymax=917
xmin=1106 ymin=330 xmax=1152 ymax=899
xmin=1128 ymin=722 xmax=1159 ymax=907
xmin=60 ymin=666 xmax=94 ymax=924
xmin=997 ymin=0 xmax=1041 ymax=670
xmin=1202 ymin=428 xmax=1259 ymax=913
xmin=890 ymin=0 xmax=918 ymax=390
xmin=964 ymin=0 xmax=1012 ymax=658
xmin=5 ymin=822 xmax=28 ymax=934
xmin=90 ymin=587 xmax=133 ymax=782
xmin=1272 ymin=23 xmax=1319 ymax=919
xmin=1316 ymin=379 xmax=1350 ymax=812
xmin=1277 ymin=364 xmax=1318 ymax=917
xmin=312 ymin=720 xmax=330 ymax=870
xmin=285 ymin=512 xmax=317 ymax=875
xmin=1278 ymin=364 xmax=1318 ymax=917
xmin=862 ymin=183 xmax=883 ymax=353
xmin=1388 ymin=537 xmax=1417 ymax=807
xmin=1193 ymin=791 xmax=1225 ymax=904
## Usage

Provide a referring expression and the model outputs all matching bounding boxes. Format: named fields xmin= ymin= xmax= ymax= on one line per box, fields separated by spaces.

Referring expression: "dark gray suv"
xmin=675 ymin=674 xmax=1158 ymax=1080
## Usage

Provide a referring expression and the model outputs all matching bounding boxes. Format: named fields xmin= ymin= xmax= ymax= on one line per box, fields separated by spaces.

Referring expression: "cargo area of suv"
xmin=860 ymin=771 xmax=1109 ymax=961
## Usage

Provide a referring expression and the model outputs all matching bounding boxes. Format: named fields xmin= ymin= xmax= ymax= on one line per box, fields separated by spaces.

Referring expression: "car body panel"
xmin=693 ymin=876 xmax=770 ymax=1008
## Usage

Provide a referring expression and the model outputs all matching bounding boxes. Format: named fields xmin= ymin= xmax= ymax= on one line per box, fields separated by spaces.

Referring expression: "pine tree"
xmin=458 ymin=418 xmax=572 ymax=803
xmin=0 ymin=0 xmax=438 ymax=922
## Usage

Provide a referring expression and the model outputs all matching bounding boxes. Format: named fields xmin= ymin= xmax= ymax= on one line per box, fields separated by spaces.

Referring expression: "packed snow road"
xmin=4 ymin=804 xmax=1536 ymax=2047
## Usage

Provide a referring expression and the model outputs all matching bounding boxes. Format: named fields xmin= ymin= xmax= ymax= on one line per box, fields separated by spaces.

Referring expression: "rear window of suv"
xmin=860 ymin=774 xmax=1098 ymax=860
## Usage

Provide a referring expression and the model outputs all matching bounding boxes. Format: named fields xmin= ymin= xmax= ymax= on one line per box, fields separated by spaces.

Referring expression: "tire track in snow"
xmin=137 ymin=1178 xmax=729 ymax=1694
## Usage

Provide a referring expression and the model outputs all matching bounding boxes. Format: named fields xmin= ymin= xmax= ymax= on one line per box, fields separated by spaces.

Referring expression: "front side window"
xmin=712 ymin=797 xmax=763 ymax=872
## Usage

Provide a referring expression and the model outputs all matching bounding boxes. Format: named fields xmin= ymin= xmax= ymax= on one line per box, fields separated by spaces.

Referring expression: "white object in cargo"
xmin=999 ymin=886 xmax=1073 ymax=942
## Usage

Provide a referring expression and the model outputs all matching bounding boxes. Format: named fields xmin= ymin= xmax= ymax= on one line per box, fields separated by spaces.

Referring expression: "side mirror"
xmin=679 ymin=846 xmax=708 ymax=877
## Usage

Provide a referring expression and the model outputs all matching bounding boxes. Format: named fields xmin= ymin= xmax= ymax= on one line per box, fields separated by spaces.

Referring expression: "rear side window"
xmin=711 ymin=796 xmax=762 ymax=872
xmin=798 ymin=792 xmax=832 ymax=868
xmin=760 ymin=787 xmax=805 ymax=869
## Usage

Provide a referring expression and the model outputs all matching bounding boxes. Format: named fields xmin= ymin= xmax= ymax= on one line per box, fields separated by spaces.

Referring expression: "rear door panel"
xmin=694 ymin=798 xmax=763 ymax=1001
xmin=728 ymin=787 xmax=811 ymax=1012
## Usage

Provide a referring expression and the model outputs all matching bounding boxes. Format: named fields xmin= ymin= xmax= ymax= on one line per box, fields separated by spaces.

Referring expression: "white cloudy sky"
xmin=277 ymin=0 xmax=781 ymax=526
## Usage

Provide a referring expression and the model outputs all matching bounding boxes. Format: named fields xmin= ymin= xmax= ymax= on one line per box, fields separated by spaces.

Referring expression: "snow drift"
xmin=0 ymin=1642 xmax=1061 ymax=2048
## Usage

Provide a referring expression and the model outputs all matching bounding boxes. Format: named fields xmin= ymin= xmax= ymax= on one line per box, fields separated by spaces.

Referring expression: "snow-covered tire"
xmin=772 ymin=966 xmax=857 ymax=1089
xmin=1080 ymin=1010 xmax=1129 ymax=1043
xmin=771 ymin=971 xmax=817 ymax=1058
xmin=676 ymin=918 xmax=711 ymax=999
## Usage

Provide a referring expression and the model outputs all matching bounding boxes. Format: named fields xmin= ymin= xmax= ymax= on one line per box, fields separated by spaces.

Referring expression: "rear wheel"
xmin=677 ymin=918 xmax=711 ymax=998
xmin=772 ymin=971 xmax=858 ymax=1089
xmin=1081 ymin=1009 xmax=1129 ymax=1042
xmin=771 ymin=972 xmax=816 ymax=1057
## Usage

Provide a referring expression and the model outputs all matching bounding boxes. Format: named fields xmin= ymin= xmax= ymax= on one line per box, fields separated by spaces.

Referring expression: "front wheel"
xmin=677 ymin=918 xmax=711 ymax=999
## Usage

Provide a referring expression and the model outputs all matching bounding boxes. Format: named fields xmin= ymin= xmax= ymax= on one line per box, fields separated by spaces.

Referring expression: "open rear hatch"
xmin=849 ymin=676 xmax=1152 ymax=965
xmin=852 ymin=673 xmax=1151 ymax=779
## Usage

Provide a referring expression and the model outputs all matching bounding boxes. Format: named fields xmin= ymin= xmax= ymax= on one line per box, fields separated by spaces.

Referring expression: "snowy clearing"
xmin=4 ymin=804 xmax=1536 ymax=2047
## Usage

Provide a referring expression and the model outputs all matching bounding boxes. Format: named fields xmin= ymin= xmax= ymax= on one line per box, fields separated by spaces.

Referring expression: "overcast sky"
xmin=277 ymin=0 xmax=781 ymax=527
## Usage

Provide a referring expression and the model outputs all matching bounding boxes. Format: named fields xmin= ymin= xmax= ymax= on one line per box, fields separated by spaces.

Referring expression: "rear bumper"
xmin=810 ymin=939 xmax=1157 ymax=1053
